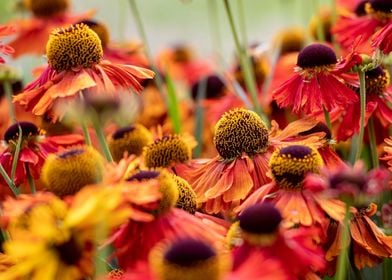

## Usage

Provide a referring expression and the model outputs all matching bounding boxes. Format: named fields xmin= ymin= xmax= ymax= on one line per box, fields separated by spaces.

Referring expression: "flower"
xmin=333 ymin=0 xmax=392 ymax=53
xmin=0 ymin=122 xmax=84 ymax=192
xmin=41 ymin=146 xmax=105 ymax=197
xmin=13 ymin=24 xmax=154 ymax=119
xmin=372 ymin=22 xmax=392 ymax=54
xmin=336 ymin=66 xmax=392 ymax=141
xmin=180 ymin=108 xmax=271 ymax=215
xmin=324 ymin=203 xmax=392 ymax=272
xmin=108 ymin=124 xmax=153 ymax=162
xmin=0 ymin=185 xmax=131 ymax=280
xmin=237 ymin=144 xmax=345 ymax=229
xmin=272 ymin=43 xmax=361 ymax=115
xmin=0 ymin=25 xmax=14 ymax=63
xmin=232 ymin=203 xmax=326 ymax=278
xmin=7 ymin=0 xmax=95 ymax=58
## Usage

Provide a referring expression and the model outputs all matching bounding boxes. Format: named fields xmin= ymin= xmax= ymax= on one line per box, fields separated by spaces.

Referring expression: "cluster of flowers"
xmin=0 ymin=0 xmax=391 ymax=279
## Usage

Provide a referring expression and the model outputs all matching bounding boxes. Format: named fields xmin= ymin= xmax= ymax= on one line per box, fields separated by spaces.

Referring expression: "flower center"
xmin=365 ymin=66 xmax=390 ymax=96
xmin=191 ymin=75 xmax=226 ymax=100
xmin=24 ymin=0 xmax=69 ymax=18
xmin=172 ymin=45 xmax=193 ymax=62
xmin=76 ymin=19 xmax=110 ymax=48
xmin=4 ymin=122 xmax=39 ymax=143
xmin=127 ymin=170 xmax=160 ymax=181
xmin=57 ymin=148 xmax=85 ymax=159
xmin=366 ymin=0 xmax=392 ymax=14
xmin=275 ymin=27 xmax=306 ymax=55
xmin=172 ymin=175 xmax=197 ymax=214
xmin=297 ymin=43 xmax=337 ymax=69
xmin=213 ymin=108 xmax=269 ymax=160
xmin=355 ymin=0 xmax=368 ymax=16
xmin=54 ymin=236 xmax=83 ymax=266
xmin=164 ymin=239 xmax=216 ymax=266
xmin=109 ymin=124 xmax=152 ymax=162
xmin=46 ymin=24 xmax=103 ymax=72
xmin=269 ymin=145 xmax=323 ymax=190
xmin=143 ymin=135 xmax=191 ymax=168
xmin=239 ymin=203 xmax=282 ymax=234
xmin=299 ymin=122 xmax=332 ymax=140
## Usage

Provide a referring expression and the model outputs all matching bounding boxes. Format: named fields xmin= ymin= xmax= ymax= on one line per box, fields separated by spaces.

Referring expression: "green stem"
xmin=25 ymin=163 xmax=36 ymax=194
xmin=91 ymin=112 xmax=113 ymax=163
xmin=323 ymin=105 xmax=332 ymax=132
xmin=237 ymin=0 xmax=248 ymax=49
xmin=336 ymin=203 xmax=351 ymax=280
xmin=354 ymin=70 xmax=366 ymax=162
xmin=383 ymin=258 xmax=392 ymax=280
xmin=0 ymin=164 xmax=19 ymax=196
xmin=367 ymin=117 xmax=379 ymax=168
xmin=313 ymin=0 xmax=325 ymax=42
xmin=207 ymin=0 xmax=224 ymax=69
xmin=78 ymin=92 xmax=91 ymax=146
xmin=3 ymin=81 xmax=16 ymax=123
xmin=222 ymin=0 xmax=267 ymax=124
xmin=193 ymin=77 xmax=207 ymax=157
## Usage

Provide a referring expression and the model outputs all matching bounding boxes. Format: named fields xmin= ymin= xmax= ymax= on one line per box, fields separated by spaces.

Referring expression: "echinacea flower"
xmin=13 ymin=23 xmax=154 ymax=119
xmin=372 ymin=22 xmax=392 ymax=54
xmin=8 ymin=0 xmax=94 ymax=58
xmin=336 ymin=66 xmax=392 ymax=141
xmin=108 ymin=124 xmax=153 ymax=162
xmin=111 ymin=169 xmax=226 ymax=269
xmin=272 ymin=43 xmax=361 ymax=115
xmin=324 ymin=203 xmax=392 ymax=273
xmin=41 ymin=146 xmax=105 ymax=196
xmin=333 ymin=0 xmax=392 ymax=53
xmin=231 ymin=203 xmax=326 ymax=278
xmin=0 ymin=185 xmax=131 ymax=280
xmin=0 ymin=122 xmax=83 ymax=193
xmin=237 ymin=144 xmax=345 ymax=229
xmin=0 ymin=25 xmax=14 ymax=63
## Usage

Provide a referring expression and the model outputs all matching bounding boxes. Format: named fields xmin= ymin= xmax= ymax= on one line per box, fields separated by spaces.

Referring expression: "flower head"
xmin=24 ymin=0 xmax=70 ymax=18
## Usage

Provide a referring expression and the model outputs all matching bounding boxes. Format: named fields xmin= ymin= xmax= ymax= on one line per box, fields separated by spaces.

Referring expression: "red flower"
xmin=0 ymin=122 xmax=84 ymax=192
xmin=13 ymin=24 xmax=154 ymax=120
xmin=372 ymin=22 xmax=392 ymax=54
xmin=272 ymin=43 xmax=361 ymax=115
xmin=0 ymin=25 xmax=14 ymax=63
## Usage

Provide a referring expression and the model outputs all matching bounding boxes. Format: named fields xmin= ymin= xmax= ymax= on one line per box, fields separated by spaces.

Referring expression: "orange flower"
xmin=0 ymin=25 xmax=14 ymax=63
xmin=13 ymin=24 xmax=154 ymax=119
xmin=8 ymin=0 xmax=95 ymax=58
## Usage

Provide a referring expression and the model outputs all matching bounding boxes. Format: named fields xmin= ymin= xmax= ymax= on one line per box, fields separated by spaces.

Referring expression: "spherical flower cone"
xmin=13 ymin=24 xmax=154 ymax=120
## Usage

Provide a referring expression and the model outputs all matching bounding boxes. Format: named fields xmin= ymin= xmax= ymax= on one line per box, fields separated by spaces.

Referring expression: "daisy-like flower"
xmin=231 ymin=203 xmax=326 ymax=278
xmin=336 ymin=66 xmax=392 ymax=141
xmin=0 ymin=25 xmax=14 ymax=63
xmin=180 ymin=108 xmax=271 ymax=215
xmin=13 ymin=23 xmax=154 ymax=119
xmin=272 ymin=43 xmax=361 ymax=115
xmin=333 ymin=0 xmax=392 ymax=53
xmin=8 ymin=0 xmax=95 ymax=58
xmin=111 ymin=169 xmax=227 ymax=269
xmin=324 ymin=203 xmax=392 ymax=273
xmin=237 ymin=144 xmax=345 ymax=229
xmin=372 ymin=22 xmax=392 ymax=54
xmin=0 ymin=122 xmax=83 ymax=192
xmin=0 ymin=185 xmax=131 ymax=280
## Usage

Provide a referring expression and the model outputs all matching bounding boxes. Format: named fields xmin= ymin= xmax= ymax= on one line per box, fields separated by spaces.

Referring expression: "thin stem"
xmin=336 ymin=203 xmax=351 ymax=280
xmin=223 ymin=0 xmax=267 ymax=124
xmin=323 ymin=105 xmax=332 ymax=132
xmin=367 ymin=117 xmax=379 ymax=168
xmin=3 ymin=81 xmax=16 ymax=123
xmin=0 ymin=164 xmax=19 ymax=196
xmin=25 ymin=163 xmax=36 ymax=194
xmin=91 ymin=112 xmax=113 ymax=163
xmin=78 ymin=92 xmax=91 ymax=146
xmin=193 ymin=77 xmax=207 ymax=157
xmin=237 ymin=0 xmax=248 ymax=48
xmin=354 ymin=70 xmax=366 ymax=162
xmin=207 ymin=0 xmax=224 ymax=69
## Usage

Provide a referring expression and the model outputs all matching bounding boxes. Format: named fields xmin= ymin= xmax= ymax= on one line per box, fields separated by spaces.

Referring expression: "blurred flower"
xmin=41 ymin=146 xmax=105 ymax=197
xmin=0 ymin=25 xmax=14 ymax=63
xmin=272 ymin=43 xmax=361 ymax=115
xmin=324 ymin=203 xmax=392 ymax=273
xmin=372 ymin=22 xmax=392 ymax=54
xmin=381 ymin=202 xmax=392 ymax=232
xmin=7 ymin=0 xmax=95 ymax=58
xmin=13 ymin=24 xmax=154 ymax=120
xmin=336 ymin=66 xmax=392 ymax=141
xmin=0 ymin=122 xmax=83 ymax=192
xmin=309 ymin=7 xmax=333 ymax=43
xmin=0 ymin=185 xmax=131 ymax=280
xmin=232 ymin=203 xmax=326 ymax=278
xmin=333 ymin=0 xmax=392 ymax=54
